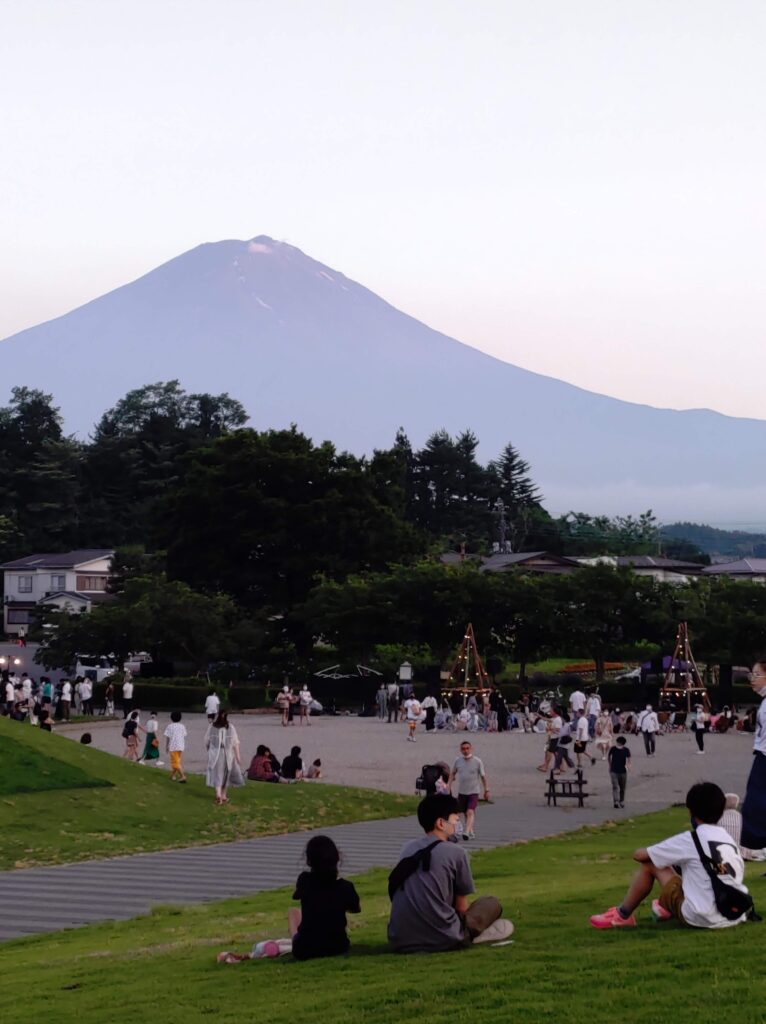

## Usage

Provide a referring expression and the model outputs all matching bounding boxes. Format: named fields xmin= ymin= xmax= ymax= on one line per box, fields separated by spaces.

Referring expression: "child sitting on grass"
xmin=590 ymin=781 xmax=750 ymax=930
xmin=218 ymin=835 xmax=360 ymax=963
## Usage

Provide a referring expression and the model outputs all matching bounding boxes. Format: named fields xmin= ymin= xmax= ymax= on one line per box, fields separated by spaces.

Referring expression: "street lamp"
xmin=0 ymin=655 xmax=22 ymax=671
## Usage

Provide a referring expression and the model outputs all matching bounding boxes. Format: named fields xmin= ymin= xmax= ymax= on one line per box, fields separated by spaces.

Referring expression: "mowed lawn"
xmin=1 ymin=807 xmax=764 ymax=1024
xmin=0 ymin=717 xmax=416 ymax=867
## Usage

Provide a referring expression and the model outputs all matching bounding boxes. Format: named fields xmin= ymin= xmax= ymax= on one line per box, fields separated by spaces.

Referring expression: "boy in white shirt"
xmin=590 ymin=782 xmax=750 ymax=929
xmin=573 ymin=709 xmax=596 ymax=768
xmin=164 ymin=710 xmax=187 ymax=782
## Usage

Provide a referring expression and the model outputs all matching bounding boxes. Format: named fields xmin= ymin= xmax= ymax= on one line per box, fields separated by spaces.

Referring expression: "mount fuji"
xmin=2 ymin=235 xmax=765 ymax=521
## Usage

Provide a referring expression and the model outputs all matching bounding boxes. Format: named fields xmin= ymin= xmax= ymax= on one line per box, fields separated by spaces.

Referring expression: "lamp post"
xmin=399 ymin=660 xmax=413 ymax=698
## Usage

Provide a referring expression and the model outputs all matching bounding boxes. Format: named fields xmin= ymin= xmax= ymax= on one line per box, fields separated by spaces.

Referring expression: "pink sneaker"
xmin=589 ymin=906 xmax=636 ymax=929
xmin=651 ymin=899 xmax=672 ymax=922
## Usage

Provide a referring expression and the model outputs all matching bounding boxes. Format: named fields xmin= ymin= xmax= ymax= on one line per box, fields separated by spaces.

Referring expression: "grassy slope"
xmin=1 ymin=807 xmax=764 ymax=1024
xmin=0 ymin=717 xmax=415 ymax=867
xmin=0 ymin=734 xmax=111 ymax=796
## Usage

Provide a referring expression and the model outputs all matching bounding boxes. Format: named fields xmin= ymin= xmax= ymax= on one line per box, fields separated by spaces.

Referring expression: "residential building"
xmin=702 ymin=558 xmax=766 ymax=583
xmin=0 ymin=549 xmax=114 ymax=635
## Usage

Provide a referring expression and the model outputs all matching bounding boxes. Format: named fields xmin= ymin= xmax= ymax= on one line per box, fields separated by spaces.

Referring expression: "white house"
xmin=0 ymin=549 xmax=114 ymax=635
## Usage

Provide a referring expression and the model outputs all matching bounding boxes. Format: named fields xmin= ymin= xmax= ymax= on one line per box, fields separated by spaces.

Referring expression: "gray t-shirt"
xmin=452 ymin=755 xmax=485 ymax=795
xmin=388 ymin=836 xmax=475 ymax=952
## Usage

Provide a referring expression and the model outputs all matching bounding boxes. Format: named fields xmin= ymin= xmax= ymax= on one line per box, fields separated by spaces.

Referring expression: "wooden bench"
xmin=545 ymin=769 xmax=588 ymax=807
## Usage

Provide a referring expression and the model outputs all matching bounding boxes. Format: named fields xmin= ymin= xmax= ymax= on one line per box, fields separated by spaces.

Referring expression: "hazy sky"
xmin=2 ymin=1 xmax=765 ymax=418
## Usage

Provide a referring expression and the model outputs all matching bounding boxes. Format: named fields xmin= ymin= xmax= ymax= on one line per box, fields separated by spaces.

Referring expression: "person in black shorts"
xmin=608 ymin=735 xmax=631 ymax=808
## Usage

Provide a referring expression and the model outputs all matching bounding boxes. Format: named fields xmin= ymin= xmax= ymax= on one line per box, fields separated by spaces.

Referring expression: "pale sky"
xmin=2 ymin=0 xmax=765 ymax=418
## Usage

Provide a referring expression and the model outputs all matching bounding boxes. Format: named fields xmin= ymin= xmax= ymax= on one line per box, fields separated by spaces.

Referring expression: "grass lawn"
xmin=0 ymin=717 xmax=415 ymax=867
xmin=0 ymin=734 xmax=111 ymax=796
xmin=1 ymin=806 xmax=764 ymax=1024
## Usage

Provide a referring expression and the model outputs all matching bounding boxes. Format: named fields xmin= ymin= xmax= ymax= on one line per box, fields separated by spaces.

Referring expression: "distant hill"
xmin=661 ymin=522 xmax=766 ymax=559
xmin=3 ymin=234 xmax=766 ymax=521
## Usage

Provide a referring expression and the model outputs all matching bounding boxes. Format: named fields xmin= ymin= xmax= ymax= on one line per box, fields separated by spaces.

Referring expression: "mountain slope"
xmin=2 ymin=235 xmax=764 ymax=520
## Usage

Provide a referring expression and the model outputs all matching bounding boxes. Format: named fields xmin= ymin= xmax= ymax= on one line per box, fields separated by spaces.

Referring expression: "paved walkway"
xmin=0 ymin=792 xmax=671 ymax=942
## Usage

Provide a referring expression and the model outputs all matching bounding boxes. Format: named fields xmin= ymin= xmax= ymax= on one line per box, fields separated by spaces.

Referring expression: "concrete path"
xmin=0 ymin=792 xmax=670 ymax=943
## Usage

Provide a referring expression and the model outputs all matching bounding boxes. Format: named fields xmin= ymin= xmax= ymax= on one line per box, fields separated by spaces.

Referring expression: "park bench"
xmin=545 ymin=768 xmax=588 ymax=807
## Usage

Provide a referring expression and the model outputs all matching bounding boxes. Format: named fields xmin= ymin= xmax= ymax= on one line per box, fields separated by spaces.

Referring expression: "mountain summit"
xmin=1 ymin=236 xmax=764 ymax=520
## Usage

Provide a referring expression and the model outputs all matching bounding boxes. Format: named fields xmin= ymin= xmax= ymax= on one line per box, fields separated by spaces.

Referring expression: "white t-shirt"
xmin=21 ymin=678 xmax=32 ymax=698
xmin=547 ymin=715 xmax=562 ymax=738
xmin=575 ymin=716 xmax=589 ymax=742
xmin=585 ymin=695 xmax=601 ymax=716
xmin=164 ymin=721 xmax=187 ymax=751
xmin=570 ymin=690 xmax=586 ymax=712
xmin=80 ymin=680 xmax=92 ymax=701
xmin=299 ymin=689 xmax=312 ymax=706
xmin=754 ymin=695 xmax=766 ymax=755
xmin=405 ymin=698 xmax=422 ymax=721
xmin=61 ymin=681 xmax=72 ymax=701
xmin=204 ymin=694 xmax=221 ymax=716
xmin=647 ymin=824 xmax=748 ymax=928
xmin=5 ymin=681 xmax=13 ymax=702
xmin=122 ymin=680 xmax=134 ymax=699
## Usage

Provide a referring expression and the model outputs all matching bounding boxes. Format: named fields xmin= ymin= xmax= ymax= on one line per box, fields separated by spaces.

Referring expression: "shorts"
xmin=574 ymin=741 xmax=587 ymax=754
xmin=547 ymin=739 xmax=559 ymax=754
xmin=457 ymin=793 xmax=479 ymax=813
xmin=658 ymin=873 xmax=685 ymax=922
xmin=170 ymin=750 xmax=183 ymax=772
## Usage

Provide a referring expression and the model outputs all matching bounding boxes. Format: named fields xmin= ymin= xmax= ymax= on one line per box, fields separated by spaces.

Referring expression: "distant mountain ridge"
xmin=2 ymin=234 xmax=765 ymax=521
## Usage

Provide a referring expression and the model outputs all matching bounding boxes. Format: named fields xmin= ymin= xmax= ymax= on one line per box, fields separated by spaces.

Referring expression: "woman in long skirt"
xmin=205 ymin=711 xmax=245 ymax=805
xmin=741 ymin=662 xmax=766 ymax=851
xmin=140 ymin=711 xmax=161 ymax=764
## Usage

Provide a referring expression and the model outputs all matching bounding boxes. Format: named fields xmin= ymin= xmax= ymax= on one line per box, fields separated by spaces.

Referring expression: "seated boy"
xmin=590 ymin=781 xmax=750 ymax=930
xmin=388 ymin=794 xmax=513 ymax=952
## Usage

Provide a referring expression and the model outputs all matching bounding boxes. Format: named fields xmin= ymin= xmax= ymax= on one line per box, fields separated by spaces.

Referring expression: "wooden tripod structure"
xmin=445 ymin=623 xmax=489 ymax=702
xmin=660 ymin=621 xmax=710 ymax=712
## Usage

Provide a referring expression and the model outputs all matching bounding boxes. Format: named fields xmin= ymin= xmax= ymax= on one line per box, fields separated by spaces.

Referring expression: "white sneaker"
xmin=473 ymin=918 xmax=514 ymax=944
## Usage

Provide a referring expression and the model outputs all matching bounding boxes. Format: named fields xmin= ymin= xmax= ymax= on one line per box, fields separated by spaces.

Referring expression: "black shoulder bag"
xmin=388 ymin=840 xmax=442 ymax=901
xmin=690 ymin=829 xmax=755 ymax=922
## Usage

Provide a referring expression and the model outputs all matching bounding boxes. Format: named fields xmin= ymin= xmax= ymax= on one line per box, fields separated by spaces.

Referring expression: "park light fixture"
xmin=398 ymin=661 xmax=413 ymax=682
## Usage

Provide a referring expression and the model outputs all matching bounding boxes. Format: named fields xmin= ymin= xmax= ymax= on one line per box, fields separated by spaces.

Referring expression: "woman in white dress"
xmin=205 ymin=711 xmax=245 ymax=805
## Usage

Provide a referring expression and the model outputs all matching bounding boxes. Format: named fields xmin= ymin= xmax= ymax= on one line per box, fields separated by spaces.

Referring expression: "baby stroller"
xmin=415 ymin=763 xmax=449 ymax=796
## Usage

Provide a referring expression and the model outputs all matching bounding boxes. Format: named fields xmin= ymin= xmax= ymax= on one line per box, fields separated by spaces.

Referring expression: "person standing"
xmin=404 ymin=695 xmax=422 ymax=742
xmin=164 ymin=710 xmax=187 ymax=782
xmin=140 ymin=711 xmax=162 ymax=764
xmin=569 ymin=686 xmax=586 ymax=721
xmin=204 ymin=711 xmax=244 ymax=805
xmin=387 ymin=681 xmax=400 ymax=723
xmin=60 ymin=678 xmax=72 ymax=721
xmin=205 ymin=688 xmax=221 ymax=722
xmin=122 ymin=672 xmax=134 ymax=718
xmin=421 ymin=693 xmax=438 ymax=732
xmin=637 ymin=704 xmax=659 ymax=756
xmin=573 ymin=709 xmax=596 ymax=768
xmin=537 ymin=707 xmax=563 ymax=773
xmin=741 ymin=660 xmax=766 ymax=854
xmin=376 ymin=682 xmax=388 ymax=721
xmin=79 ymin=677 xmax=94 ymax=716
xmin=298 ymin=684 xmax=313 ymax=725
xmin=585 ymin=691 xmax=602 ymax=738
xmin=693 ymin=704 xmax=707 ymax=754
xmin=608 ymin=736 xmax=631 ymax=809
xmin=594 ymin=708 xmax=614 ymax=760
xmin=276 ymin=685 xmax=292 ymax=726
xmin=104 ymin=681 xmax=115 ymax=716
xmin=448 ymin=740 xmax=489 ymax=840
xmin=4 ymin=676 xmax=14 ymax=715
xmin=122 ymin=710 xmax=141 ymax=760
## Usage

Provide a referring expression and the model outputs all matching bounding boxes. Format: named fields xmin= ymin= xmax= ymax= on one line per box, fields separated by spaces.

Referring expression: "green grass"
xmin=0 ymin=734 xmax=111 ymax=796
xmin=0 ymin=717 xmax=415 ymax=867
xmin=1 ymin=806 xmax=764 ymax=1023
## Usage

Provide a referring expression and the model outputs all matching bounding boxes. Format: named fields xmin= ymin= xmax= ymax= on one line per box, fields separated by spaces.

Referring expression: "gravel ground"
xmin=56 ymin=710 xmax=756 ymax=811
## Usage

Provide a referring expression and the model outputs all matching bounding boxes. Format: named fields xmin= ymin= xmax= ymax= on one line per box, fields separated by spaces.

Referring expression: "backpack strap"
xmin=387 ymin=840 xmax=443 ymax=901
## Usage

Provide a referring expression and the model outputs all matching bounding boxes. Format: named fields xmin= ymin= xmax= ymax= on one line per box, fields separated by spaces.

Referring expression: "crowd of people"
xmin=2 ymin=670 xmax=98 ymax=727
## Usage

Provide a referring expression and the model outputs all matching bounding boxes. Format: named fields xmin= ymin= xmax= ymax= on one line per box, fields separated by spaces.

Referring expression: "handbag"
xmin=690 ymin=828 xmax=755 ymax=921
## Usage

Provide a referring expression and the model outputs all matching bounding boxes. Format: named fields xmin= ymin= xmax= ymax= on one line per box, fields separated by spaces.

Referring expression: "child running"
xmin=218 ymin=835 xmax=360 ymax=962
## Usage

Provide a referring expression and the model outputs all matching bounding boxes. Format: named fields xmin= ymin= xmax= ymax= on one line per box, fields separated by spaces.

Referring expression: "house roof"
xmin=615 ymin=556 xmax=703 ymax=571
xmin=479 ymin=551 xmax=580 ymax=573
xmin=38 ymin=590 xmax=90 ymax=604
xmin=702 ymin=558 xmax=766 ymax=576
xmin=0 ymin=549 xmax=114 ymax=570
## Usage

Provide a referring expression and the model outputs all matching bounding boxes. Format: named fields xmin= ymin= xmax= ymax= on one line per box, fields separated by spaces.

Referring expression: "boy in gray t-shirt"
xmin=388 ymin=795 xmax=512 ymax=953
xmin=448 ymin=740 xmax=489 ymax=840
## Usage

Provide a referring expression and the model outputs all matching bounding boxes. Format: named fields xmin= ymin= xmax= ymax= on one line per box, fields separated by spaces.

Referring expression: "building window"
xmin=17 ymin=576 xmax=33 ymax=593
xmin=7 ymin=609 xmax=31 ymax=624
xmin=76 ymin=575 xmax=107 ymax=591
xmin=51 ymin=574 xmax=66 ymax=591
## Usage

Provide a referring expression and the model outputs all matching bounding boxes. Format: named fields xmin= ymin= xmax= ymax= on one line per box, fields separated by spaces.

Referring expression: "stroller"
xmin=415 ymin=763 xmax=449 ymax=796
